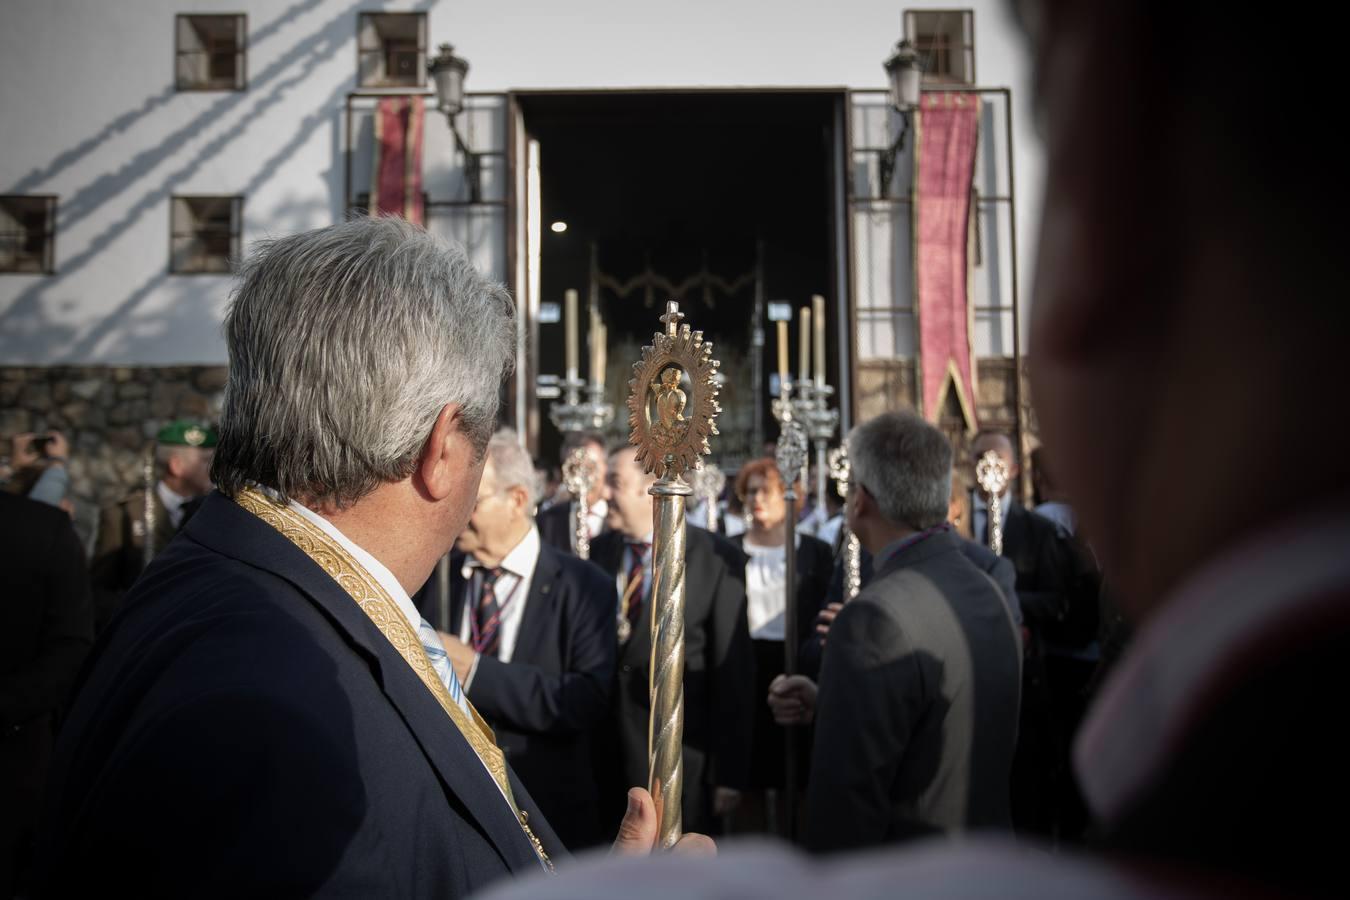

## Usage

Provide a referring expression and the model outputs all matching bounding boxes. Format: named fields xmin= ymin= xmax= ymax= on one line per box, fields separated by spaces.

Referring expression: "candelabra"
xmin=787 ymin=379 xmax=840 ymax=531
xmin=546 ymin=376 xmax=615 ymax=434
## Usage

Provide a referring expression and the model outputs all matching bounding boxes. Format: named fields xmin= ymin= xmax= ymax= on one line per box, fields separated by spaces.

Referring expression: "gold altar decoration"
xmin=626 ymin=300 xmax=721 ymax=850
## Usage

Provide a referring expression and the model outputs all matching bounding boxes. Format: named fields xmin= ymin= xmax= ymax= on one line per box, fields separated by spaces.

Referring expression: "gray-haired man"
xmin=772 ymin=411 xmax=1022 ymax=852
xmin=37 ymin=218 xmax=708 ymax=898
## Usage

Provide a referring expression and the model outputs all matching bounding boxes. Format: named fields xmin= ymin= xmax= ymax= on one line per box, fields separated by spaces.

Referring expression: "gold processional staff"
xmin=626 ymin=300 xmax=721 ymax=849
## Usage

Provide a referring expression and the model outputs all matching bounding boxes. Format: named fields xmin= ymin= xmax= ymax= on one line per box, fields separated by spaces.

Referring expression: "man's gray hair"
xmin=848 ymin=411 xmax=953 ymax=530
xmin=212 ymin=216 xmax=515 ymax=507
xmin=485 ymin=428 xmax=541 ymax=516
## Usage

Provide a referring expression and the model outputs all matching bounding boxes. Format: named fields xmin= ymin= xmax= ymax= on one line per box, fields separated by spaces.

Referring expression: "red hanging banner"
xmin=369 ymin=96 xmax=425 ymax=226
xmin=914 ymin=92 xmax=980 ymax=430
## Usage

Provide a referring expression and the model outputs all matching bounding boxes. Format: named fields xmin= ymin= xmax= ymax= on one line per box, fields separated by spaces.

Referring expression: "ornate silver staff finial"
xmin=561 ymin=446 xmax=597 ymax=560
xmin=975 ymin=449 xmax=1012 ymax=556
xmin=828 ymin=444 xmax=862 ymax=601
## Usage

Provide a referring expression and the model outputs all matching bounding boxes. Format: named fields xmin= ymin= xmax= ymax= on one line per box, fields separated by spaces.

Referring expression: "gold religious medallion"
xmin=627 ymin=304 xmax=720 ymax=479
xmin=184 ymin=426 xmax=206 ymax=446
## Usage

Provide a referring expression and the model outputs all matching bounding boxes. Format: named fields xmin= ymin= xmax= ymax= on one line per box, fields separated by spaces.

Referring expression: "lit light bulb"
xmin=550 ymin=221 xmax=568 ymax=233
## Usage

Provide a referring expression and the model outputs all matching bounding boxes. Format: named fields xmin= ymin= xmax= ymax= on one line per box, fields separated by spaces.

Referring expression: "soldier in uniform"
xmin=89 ymin=419 xmax=216 ymax=629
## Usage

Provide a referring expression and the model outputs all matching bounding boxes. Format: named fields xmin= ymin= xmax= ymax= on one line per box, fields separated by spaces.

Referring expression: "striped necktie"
xmin=416 ymin=616 xmax=472 ymax=718
xmin=474 ymin=567 xmax=506 ymax=656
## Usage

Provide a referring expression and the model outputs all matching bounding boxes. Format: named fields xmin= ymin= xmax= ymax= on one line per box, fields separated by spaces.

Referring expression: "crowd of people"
xmin=2 ymin=4 xmax=1343 ymax=895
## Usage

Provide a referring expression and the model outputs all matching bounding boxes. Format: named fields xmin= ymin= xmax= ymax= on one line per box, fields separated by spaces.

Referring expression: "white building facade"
xmin=0 ymin=0 xmax=1040 ymax=514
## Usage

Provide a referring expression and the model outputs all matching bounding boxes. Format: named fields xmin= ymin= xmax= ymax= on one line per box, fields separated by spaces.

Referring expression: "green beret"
xmin=157 ymin=419 xmax=219 ymax=448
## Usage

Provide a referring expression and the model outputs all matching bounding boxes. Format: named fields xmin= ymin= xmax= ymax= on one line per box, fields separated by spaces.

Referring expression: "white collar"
xmin=1075 ymin=505 xmax=1350 ymax=824
xmin=461 ymin=525 xmax=541 ymax=579
xmin=156 ymin=480 xmax=189 ymax=514
xmin=263 ymin=488 xmax=423 ymax=633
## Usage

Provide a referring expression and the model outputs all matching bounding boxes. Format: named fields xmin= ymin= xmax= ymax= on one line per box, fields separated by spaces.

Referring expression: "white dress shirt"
xmin=458 ymin=526 xmax=541 ymax=676
xmin=743 ymin=538 xmax=794 ymax=641
xmin=156 ymin=480 xmax=191 ymax=529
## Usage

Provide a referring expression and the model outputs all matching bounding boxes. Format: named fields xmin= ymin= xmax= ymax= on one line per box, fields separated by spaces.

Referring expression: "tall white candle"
xmin=813 ymin=294 xmax=826 ymax=388
xmin=777 ymin=320 xmax=789 ymax=393
xmin=565 ymin=289 xmax=578 ymax=381
xmin=799 ymin=306 xmax=811 ymax=385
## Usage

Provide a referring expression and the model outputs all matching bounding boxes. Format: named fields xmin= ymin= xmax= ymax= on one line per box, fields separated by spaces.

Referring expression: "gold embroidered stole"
xmin=234 ymin=487 xmax=552 ymax=870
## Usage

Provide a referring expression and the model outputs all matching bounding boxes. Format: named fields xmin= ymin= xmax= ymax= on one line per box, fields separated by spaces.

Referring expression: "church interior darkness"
xmin=523 ymin=90 xmax=839 ymax=465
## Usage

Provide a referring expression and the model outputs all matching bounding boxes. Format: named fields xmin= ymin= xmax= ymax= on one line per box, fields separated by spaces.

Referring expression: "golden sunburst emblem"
xmin=627 ymin=301 xmax=721 ymax=480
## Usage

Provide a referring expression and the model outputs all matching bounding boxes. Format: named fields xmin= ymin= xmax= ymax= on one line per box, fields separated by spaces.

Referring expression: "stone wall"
xmin=1 ymin=365 xmax=227 ymax=547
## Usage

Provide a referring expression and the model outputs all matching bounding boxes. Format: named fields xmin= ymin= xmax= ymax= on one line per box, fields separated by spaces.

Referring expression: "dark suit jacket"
xmin=992 ymin=500 xmax=1097 ymax=650
xmin=38 ymin=492 xmax=561 ymax=898
xmin=535 ymin=502 xmax=574 ymax=555
xmin=589 ymin=526 xmax=754 ymax=832
xmin=805 ymin=535 xmax=1020 ymax=679
xmin=0 ymin=493 xmax=93 ymax=899
xmin=415 ymin=543 xmax=616 ymax=851
xmin=804 ymin=530 xmax=1022 ymax=853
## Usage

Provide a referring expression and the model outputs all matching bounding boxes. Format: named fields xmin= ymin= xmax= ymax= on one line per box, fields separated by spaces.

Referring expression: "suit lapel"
xmin=512 ymin=546 xmax=559 ymax=664
xmin=184 ymin=493 xmax=542 ymax=873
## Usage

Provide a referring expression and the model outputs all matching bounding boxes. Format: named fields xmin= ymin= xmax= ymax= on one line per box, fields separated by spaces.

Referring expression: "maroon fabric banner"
xmin=370 ymin=96 xmax=425 ymax=225
xmin=914 ymin=92 xmax=980 ymax=429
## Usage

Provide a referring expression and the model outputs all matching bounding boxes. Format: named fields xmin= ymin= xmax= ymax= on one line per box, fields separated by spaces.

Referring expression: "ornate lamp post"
xmin=427 ymin=44 xmax=484 ymax=203
xmin=880 ymin=37 xmax=923 ymax=195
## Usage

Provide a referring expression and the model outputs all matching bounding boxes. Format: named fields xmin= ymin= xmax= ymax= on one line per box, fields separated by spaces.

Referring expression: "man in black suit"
xmin=415 ymin=429 xmax=616 ymax=851
xmin=971 ymin=430 xmax=1098 ymax=840
xmin=0 ymin=493 xmax=93 ymax=898
xmin=36 ymin=218 xmax=705 ymax=898
xmin=772 ymin=412 xmax=1021 ymax=852
xmin=536 ymin=431 xmax=609 ymax=556
xmin=590 ymin=447 xmax=754 ymax=834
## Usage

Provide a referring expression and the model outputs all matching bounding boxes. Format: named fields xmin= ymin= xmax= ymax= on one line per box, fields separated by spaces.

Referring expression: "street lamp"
xmin=880 ymin=38 xmax=922 ymax=195
xmin=428 ymin=43 xmax=481 ymax=202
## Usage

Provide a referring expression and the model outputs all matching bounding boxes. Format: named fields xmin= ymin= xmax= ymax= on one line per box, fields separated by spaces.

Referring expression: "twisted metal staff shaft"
xmin=845 ymin=532 xmax=862 ymax=600
xmin=648 ymin=478 xmax=690 ymax=850
xmin=781 ymin=483 xmax=800 ymax=839
xmin=988 ymin=492 xmax=1004 ymax=557
xmin=572 ymin=496 xmax=591 ymax=560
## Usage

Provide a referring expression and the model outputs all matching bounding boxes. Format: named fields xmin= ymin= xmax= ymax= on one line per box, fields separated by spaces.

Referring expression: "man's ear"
xmin=419 ymin=404 xmax=470 ymax=501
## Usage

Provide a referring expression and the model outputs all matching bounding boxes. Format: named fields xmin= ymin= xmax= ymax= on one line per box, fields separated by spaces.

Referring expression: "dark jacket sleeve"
xmin=468 ymin=565 xmax=616 ymax=736
xmin=803 ymin=593 xmax=928 ymax=853
xmin=43 ymin=685 xmax=386 ymax=897
xmin=706 ymin=546 xmax=754 ymax=790
xmin=992 ymin=556 xmax=1023 ymax=626
xmin=0 ymin=509 xmax=93 ymax=729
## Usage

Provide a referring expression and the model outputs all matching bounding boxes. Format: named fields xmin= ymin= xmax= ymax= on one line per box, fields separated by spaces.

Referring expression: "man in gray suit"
xmin=774 ymin=411 xmax=1022 ymax=853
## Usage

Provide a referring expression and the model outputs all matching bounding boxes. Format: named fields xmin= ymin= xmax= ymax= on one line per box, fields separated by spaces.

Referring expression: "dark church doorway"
xmin=517 ymin=90 xmax=843 ymax=466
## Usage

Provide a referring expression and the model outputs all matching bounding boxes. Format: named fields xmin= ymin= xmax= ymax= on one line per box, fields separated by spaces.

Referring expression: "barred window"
xmin=176 ymin=14 xmax=246 ymax=91
xmin=0 ymin=196 xmax=57 ymax=274
xmin=904 ymin=9 xmax=975 ymax=85
xmin=171 ymin=196 xmax=241 ymax=274
xmin=357 ymin=13 xmax=427 ymax=88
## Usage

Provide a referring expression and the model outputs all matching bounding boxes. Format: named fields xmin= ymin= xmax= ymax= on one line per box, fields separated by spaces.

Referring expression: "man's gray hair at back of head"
xmin=848 ymin=410 xmax=953 ymax=530
xmin=486 ymin=428 xmax=542 ymax=516
xmin=212 ymin=216 xmax=515 ymax=507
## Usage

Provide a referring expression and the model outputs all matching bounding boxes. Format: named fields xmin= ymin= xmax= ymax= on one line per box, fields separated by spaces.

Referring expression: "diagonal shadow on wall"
xmin=0 ymin=0 xmax=437 ymax=361
xmin=4 ymin=0 xmax=328 ymax=197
